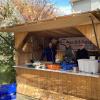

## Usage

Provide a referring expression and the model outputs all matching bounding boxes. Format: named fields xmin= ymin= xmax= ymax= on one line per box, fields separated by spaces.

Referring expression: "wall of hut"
xmin=15 ymin=33 xmax=52 ymax=65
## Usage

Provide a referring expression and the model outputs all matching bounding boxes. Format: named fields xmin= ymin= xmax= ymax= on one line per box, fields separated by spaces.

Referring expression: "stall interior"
xmin=16 ymin=26 xmax=100 ymax=74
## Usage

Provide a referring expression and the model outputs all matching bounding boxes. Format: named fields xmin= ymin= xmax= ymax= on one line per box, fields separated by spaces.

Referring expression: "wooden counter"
xmin=15 ymin=66 xmax=100 ymax=100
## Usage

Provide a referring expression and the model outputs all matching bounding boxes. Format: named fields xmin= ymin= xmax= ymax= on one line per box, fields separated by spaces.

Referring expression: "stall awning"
xmin=0 ymin=11 xmax=99 ymax=33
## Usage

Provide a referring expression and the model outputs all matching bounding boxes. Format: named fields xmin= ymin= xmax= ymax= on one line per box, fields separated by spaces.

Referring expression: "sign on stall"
xmin=59 ymin=37 xmax=98 ymax=51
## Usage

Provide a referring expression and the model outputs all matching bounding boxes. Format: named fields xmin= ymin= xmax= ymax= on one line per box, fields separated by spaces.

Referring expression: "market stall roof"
xmin=0 ymin=11 xmax=100 ymax=36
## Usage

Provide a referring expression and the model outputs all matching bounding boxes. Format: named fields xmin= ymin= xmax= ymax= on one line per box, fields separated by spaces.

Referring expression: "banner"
xmin=59 ymin=37 xmax=98 ymax=51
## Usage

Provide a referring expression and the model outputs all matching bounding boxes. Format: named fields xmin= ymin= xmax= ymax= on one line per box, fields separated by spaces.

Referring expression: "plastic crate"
xmin=0 ymin=94 xmax=16 ymax=100
xmin=0 ymin=83 xmax=16 ymax=100
xmin=78 ymin=59 xmax=99 ymax=73
xmin=0 ymin=83 xmax=16 ymax=95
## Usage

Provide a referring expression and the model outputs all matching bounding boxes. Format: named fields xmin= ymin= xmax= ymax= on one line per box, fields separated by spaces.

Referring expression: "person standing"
xmin=63 ymin=41 xmax=75 ymax=63
xmin=41 ymin=42 xmax=56 ymax=63
xmin=76 ymin=43 xmax=89 ymax=60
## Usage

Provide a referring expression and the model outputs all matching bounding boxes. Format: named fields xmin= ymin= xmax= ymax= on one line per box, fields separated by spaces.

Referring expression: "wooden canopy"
xmin=0 ymin=11 xmax=99 ymax=33
xmin=0 ymin=11 xmax=100 ymax=48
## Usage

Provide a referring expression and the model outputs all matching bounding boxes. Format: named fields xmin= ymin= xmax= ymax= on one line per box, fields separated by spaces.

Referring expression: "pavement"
xmin=17 ymin=94 xmax=39 ymax=100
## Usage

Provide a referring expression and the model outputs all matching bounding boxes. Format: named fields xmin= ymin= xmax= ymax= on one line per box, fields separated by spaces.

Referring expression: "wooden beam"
xmin=96 ymin=24 xmax=100 ymax=48
xmin=59 ymin=28 xmax=82 ymax=35
xmin=76 ymin=24 xmax=100 ymax=48
xmin=43 ymin=30 xmax=80 ymax=37
xmin=15 ymin=32 xmax=28 ymax=49
xmin=0 ymin=13 xmax=99 ymax=32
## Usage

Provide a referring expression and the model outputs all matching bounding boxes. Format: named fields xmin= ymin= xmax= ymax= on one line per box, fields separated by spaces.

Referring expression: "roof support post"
xmin=89 ymin=15 xmax=100 ymax=49
xmin=15 ymin=32 xmax=28 ymax=50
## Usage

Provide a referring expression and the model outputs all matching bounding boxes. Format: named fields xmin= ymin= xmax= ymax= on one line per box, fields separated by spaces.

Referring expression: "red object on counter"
xmin=46 ymin=64 xmax=61 ymax=70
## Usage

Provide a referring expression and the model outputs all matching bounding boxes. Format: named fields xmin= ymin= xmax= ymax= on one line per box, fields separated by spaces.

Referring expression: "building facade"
xmin=71 ymin=0 xmax=100 ymax=13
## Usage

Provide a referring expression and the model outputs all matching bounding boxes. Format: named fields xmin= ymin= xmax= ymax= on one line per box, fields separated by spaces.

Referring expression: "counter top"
xmin=13 ymin=65 xmax=100 ymax=78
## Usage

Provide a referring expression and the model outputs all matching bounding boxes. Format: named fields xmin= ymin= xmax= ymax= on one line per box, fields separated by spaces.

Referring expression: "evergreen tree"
xmin=0 ymin=32 xmax=15 ymax=84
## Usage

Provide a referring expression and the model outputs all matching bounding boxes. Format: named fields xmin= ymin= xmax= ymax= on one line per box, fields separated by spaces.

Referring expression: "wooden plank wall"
xmin=15 ymin=32 xmax=51 ymax=65
xmin=16 ymin=68 xmax=100 ymax=100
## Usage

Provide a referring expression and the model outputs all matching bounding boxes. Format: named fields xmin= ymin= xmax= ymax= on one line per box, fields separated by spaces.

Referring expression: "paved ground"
xmin=17 ymin=93 xmax=86 ymax=100
xmin=17 ymin=94 xmax=39 ymax=100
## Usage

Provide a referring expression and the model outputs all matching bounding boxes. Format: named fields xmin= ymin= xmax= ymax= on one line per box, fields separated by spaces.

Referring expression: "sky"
xmin=0 ymin=0 xmax=72 ymax=15
xmin=51 ymin=0 xmax=72 ymax=15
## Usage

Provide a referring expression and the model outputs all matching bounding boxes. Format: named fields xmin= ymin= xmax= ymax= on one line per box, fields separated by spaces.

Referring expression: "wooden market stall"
xmin=0 ymin=10 xmax=100 ymax=100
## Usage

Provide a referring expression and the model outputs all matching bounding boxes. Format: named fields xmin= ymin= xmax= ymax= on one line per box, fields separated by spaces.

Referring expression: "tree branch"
xmin=0 ymin=34 xmax=16 ymax=50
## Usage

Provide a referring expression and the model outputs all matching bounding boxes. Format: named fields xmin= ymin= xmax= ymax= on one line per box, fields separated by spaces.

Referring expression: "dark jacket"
xmin=41 ymin=47 xmax=56 ymax=62
xmin=64 ymin=47 xmax=75 ymax=63
xmin=76 ymin=48 xmax=89 ymax=60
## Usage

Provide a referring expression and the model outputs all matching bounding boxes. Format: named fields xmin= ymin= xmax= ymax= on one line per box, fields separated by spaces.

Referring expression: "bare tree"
xmin=12 ymin=0 xmax=56 ymax=22
xmin=0 ymin=0 xmax=24 ymax=27
xmin=0 ymin=0 xmax=56 ymax=27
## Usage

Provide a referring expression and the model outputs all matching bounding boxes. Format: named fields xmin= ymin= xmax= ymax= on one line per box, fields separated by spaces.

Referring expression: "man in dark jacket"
xmin=41 ymin=42 xmax=56 ymax=63
xmin=76 ymin=43 xmax=89 ymax=60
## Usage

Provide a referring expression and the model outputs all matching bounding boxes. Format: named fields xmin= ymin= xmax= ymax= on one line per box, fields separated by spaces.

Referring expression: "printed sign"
xmin=59 ymin=37 xmax=98 ymax=51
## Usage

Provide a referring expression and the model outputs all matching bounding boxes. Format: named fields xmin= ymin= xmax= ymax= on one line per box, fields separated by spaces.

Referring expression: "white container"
xmin=88 ymin=60 xmax=99 ymax=73
xmin=90 ymin=56 xmax=96 ymax=60
xmin=73 ymin=67 xmax=77 ymax=72
xmin=84 ymin=60 xmax=89 ymax=73
xmin=78 ymin=59 xmax=99 ymax=73
xmin=78 ymin=59 xmax=88 ymax=72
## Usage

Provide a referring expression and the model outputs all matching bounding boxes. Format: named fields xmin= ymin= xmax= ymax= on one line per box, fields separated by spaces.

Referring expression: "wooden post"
xmin=15 ymin=32 xmax=29 ymax=65
xmin=15 ymin=32 xmax=28 ymax=50
xmin=96 ymin=24 xmax=100 ymax=48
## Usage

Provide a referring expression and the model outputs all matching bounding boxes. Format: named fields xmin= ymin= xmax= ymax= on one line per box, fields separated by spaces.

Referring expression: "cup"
xmin=73 ymin=67 xmax=77 ymax=72
xmin=90 ymin=56 xmax=95 ymax=60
